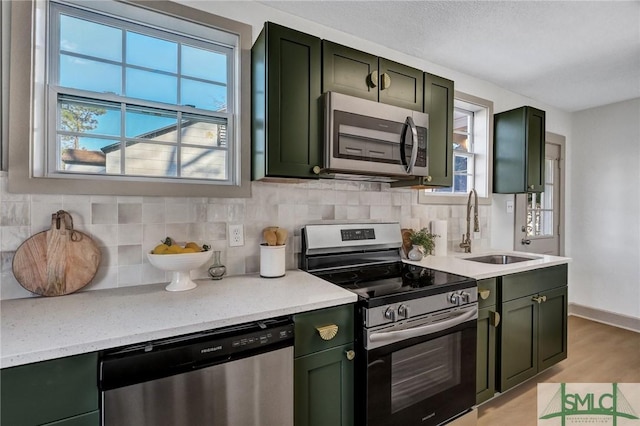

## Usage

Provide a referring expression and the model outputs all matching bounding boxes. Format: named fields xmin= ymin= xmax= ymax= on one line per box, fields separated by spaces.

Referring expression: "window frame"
xmin=418 ymin=91 xmax=493 ymax=205
xmin=7 ymin=0 xmax=252 ymax=197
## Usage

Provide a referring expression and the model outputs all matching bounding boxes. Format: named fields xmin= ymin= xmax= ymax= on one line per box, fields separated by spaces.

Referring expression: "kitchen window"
xmin=419 ymin=92 xmax=492 ymax=204
xmin=6 ymin=0 xmax=251 ymax=197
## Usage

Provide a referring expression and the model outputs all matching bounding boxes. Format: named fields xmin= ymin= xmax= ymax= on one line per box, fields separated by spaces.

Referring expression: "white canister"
xmin=260 ymin=244 xmax=286 ymax=278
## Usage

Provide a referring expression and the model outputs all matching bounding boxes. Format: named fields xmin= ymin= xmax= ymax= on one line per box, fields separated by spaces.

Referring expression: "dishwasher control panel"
xmin=193 ymin=322 xmax=294 ymax=362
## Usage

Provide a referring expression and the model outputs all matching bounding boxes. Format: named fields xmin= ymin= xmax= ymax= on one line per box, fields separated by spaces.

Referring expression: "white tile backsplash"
xmin=0 ymin=173 xmax=491 ymax=299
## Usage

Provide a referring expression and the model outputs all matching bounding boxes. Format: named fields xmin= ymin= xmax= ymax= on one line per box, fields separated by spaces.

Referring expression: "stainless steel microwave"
xmin=319 ymin=92 xmax=429 ymax=181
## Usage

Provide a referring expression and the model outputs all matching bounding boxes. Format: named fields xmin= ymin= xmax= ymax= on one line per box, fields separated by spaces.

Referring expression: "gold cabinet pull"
xmin=380 ymin=73 xmax=391 ymax=90
xmin=345 ymin=349 xmax=355 ymax=361
xmin=368 ymin=70 xmax=378 ymax=88
xmin=489 ymin=311 xmax=501 ymax=327
xmin=532 ymin=295 xmax=546 ymax=304
xmin=479 ymin=289 xmax=491 ymax=300
xmin=316 ymin=324 xmax=339 ymax=341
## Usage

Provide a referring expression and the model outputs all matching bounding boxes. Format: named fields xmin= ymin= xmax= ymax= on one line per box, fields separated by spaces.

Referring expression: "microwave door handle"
xmin=369 ymin=307 xmax=478 ymax=345
xmin=401 ymin=116 xmax=419 ymax=174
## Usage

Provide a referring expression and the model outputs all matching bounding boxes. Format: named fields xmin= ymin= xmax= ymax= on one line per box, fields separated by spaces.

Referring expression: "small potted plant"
xmin=408 ymin=228 xmax=438 ymax=260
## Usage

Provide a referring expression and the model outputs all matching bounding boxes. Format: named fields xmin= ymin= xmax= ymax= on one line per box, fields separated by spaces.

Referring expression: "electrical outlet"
xmin=228 ymin=224 xmax=244 ymax=247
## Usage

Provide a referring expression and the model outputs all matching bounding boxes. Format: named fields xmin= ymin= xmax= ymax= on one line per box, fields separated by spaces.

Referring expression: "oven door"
xmin=360 ymin=306 xmax=477 ymax=426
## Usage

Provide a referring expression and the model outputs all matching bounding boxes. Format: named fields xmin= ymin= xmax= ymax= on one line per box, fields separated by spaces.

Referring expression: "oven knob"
xmin=397 ymin=304 xmax=410 ymax=319
xmin=449 ymin=293 xmax=461 ymax=305
xmin=459 ymin=291 xmax=471 ymax=303
xmin=384 ymin=307 xmax=396 ymax=322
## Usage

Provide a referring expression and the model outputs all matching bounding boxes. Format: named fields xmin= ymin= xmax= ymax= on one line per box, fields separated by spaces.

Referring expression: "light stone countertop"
xmin=404 ymin=249 xmax=571 ymax=280
xmin=0 ymin=270 xmax=356 ymax=369
xmin=1 ymin=250 xmax=570 ymax=369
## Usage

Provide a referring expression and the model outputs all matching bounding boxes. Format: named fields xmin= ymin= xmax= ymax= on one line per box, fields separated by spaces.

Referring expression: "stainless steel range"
xmin=301 ymin=222 xmax=478 ymax=426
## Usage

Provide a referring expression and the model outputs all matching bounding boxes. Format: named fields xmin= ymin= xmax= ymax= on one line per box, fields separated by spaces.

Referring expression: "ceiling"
xmin=258 ymin=1 xmax=640 ymax=112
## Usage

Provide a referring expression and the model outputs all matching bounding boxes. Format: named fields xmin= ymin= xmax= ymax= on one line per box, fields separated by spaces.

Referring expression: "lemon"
xmin=152 ymin=243 xmax=169 ymax=254
xmin=167 ymin=244 xmax=183 ymax=254
xmin=185 ymin=242 xmax=202 ymax=252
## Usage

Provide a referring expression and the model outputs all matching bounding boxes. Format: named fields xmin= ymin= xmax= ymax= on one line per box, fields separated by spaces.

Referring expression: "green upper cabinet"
xmin=390 ymin=73 xmax=454 ymax=188
xmin=493 ymin=106 xmax=546 ymax=193
xmin=423 ymin=73 xmax=454 ymax=187
xmin=252 ymin=22 xmax=322 ymax=180
xmin=322 ymin=41 xmax=424 ymax=112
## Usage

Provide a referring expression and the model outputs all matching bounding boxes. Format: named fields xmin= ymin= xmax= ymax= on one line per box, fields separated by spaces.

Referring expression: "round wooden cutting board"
xmin=12 ymin=210 xmax=101 ymax=297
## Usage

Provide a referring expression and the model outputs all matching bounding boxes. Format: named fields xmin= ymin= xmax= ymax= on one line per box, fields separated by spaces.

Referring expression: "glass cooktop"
xmin=311 ymin=262 xmax=475 ymax=306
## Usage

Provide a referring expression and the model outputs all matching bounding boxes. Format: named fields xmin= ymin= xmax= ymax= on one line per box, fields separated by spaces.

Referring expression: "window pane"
xmin=181 ymin=147 xmax=227 ymax=180
xmin=453 ymin=109 xmax=469 ymax=133
xmin=181 ymin=78 xmax=227 ymax=111
xmin=59 ymin=98 xmax=121 ymax=139
xmin=182 ymin=45 xmax=227 ymax=83
xmin=126 ymin=68 xmax=177 ymax=104
xmin=60 ymin=15 xmax=121 ymax=62
xmin=60 ymin=55 xmax=122 ymax=93
xmin=542 ymin=211 xmax=554 ymax=236
xmin=545 ymin=159 xmax=554 ymax=184
xmin=454 ymin=156 xmax=468 ymax=173
xmin=59 ymin=136 xmax=111 ymax=172
xmin=454 ymin=174 xmax=468 ymax=193
xmin=122 ymin=143 xmax=178 ymax=177
xmin=126 ymin=32 xmax=177 ymax=73
xmin=181 ymin=117 xmax=227 ymax=147
xmin=125 ymin=108 xmax=177 ymax=140
xmin=453 ymin=132 xmax=469 ymax=152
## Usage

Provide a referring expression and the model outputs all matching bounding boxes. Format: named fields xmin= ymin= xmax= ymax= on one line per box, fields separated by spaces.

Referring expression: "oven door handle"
xmin=369 ymin=307 xmax=478 ymax=345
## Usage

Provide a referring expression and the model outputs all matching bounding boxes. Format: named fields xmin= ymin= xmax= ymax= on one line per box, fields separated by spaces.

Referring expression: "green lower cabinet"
xmin=294 ymin=343 xmax=355 ymax=426
xmin=476 ymin=307 xmax=497 ymax=404
xmin=498 ymin=279 xmax=568 ymax=392
xmin=0 ymin=353 xmax=99 ymax=426
xmin=538 ymin=286 xmax=568 ymax=371
xmin=499 ymin=294 xmax=539 ymax=391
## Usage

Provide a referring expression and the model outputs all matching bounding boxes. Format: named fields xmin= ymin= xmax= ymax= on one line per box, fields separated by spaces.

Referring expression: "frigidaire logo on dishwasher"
xmin=200 ymin=345 xmax=222 ymax=354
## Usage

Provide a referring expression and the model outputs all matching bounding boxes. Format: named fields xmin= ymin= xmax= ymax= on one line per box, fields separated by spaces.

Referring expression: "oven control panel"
xmin=363 ymin=287 xmax=478 ymax=327
xmin=341 ymin=228 xmax=376 ymax=241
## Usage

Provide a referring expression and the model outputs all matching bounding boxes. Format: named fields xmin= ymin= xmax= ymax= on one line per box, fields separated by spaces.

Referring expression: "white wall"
xmin=570 ymin=98 xmax=640 ymax=318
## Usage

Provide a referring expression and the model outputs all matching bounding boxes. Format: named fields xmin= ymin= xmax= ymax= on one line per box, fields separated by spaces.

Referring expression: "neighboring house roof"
xmin=61 ymin=149 xmax=106 ymax=166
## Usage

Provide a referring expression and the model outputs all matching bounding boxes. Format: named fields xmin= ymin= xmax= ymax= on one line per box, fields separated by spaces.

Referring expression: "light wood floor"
xmin=477 ymin=315 xmax=640 ymax=426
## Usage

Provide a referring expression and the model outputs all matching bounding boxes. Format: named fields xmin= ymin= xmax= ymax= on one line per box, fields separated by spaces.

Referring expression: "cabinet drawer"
xmin=1 ymin=353 xmax=98 ymax=426
xmin=477 ymin=278 xmax=496 ymax=309
xmin=501 ymin=264 xmax=567 ymax=302
xmin=295 ymin=304 xmax=354 ymax=357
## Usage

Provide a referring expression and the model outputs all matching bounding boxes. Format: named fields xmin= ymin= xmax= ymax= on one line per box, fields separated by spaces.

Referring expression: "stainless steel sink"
xmin=463 ymin=254 xmax=540 ymax=264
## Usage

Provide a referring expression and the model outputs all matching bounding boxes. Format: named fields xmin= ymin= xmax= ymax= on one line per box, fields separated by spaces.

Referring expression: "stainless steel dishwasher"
xmin=99 ymin=317 xmax=294 ymax=426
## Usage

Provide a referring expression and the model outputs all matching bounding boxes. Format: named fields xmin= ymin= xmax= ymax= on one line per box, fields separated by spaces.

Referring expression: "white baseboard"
xmin=569 ymin=303 xmax=640 ymax=333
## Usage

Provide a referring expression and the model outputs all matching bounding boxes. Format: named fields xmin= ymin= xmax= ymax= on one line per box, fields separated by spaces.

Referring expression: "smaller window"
xmin=419 ymin=92 xmax=493 ymax=204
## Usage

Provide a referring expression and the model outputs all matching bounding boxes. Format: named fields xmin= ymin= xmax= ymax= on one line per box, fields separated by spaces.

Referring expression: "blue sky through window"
xmin=57 ymin=12 xmax=228 ymax=152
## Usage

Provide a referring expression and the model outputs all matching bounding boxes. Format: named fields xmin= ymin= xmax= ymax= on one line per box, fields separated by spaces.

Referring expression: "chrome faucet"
xmin=459 ymin=189 xmax=479 ymax=253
